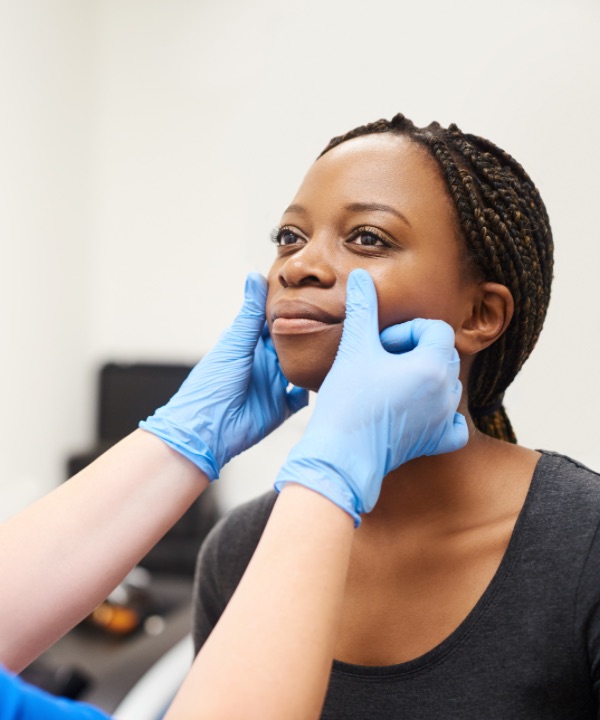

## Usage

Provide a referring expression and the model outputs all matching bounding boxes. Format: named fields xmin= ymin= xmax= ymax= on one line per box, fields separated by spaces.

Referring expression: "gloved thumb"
xmin=337 ymin=269 xmax=380 ymax=359
xmin=225 ymin=273 xmax=268 ymax=352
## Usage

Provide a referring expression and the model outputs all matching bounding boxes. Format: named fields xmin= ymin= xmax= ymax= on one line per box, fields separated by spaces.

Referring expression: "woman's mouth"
xmin=272 ymin=317 xmax=341 ymax=334
xmin=270 ymin=302 xmax=344 ymax=335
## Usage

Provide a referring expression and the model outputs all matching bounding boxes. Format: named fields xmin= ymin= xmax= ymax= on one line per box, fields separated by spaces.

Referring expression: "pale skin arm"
xmin=2 ymin=431 xmax=355 ymax=720
xmin=0 ymin=429 xmax=209 ymax=672
xmin=165 ymin=482 xmax=354 ymax=720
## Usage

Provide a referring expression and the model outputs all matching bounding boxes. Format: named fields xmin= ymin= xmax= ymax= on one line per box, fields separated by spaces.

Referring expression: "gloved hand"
xmin=274 ymin=269 xmax=468 ymax=526
xmin=140 ymin=273 xmax=308 ymax=480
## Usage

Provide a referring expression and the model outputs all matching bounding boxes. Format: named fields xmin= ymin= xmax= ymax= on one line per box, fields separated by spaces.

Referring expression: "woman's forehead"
xmin=288 ymin=133 xmax=454 ymax=225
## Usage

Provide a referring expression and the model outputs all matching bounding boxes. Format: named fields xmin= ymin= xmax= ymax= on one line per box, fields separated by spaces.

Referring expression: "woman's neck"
xmin=361 ymin=416 xmax=540 ymax=537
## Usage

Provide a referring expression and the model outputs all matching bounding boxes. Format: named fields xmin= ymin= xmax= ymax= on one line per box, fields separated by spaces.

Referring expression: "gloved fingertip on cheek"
xmin=344 ymin=269 xmax=380 ymax=343
xmin=346 ymin=268 xmax=374 ymax=302
xmin=244 ymin=272 xmax=268 ymax=311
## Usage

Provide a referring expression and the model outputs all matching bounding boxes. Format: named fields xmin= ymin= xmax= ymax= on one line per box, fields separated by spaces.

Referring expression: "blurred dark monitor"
xmin=98 ymin=362 xmax=192 ymax=442
xmin=66 ymin=362 xmax=219 ymax=576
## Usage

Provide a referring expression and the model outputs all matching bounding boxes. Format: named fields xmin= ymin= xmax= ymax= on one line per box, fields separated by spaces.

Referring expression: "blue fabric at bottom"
xmin=0 ymin=666 xmax=111 ymax=720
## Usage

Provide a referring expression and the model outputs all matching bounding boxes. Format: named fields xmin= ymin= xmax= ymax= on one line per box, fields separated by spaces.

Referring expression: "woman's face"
xmin=266 ymin=133 xmax=478 ymax=391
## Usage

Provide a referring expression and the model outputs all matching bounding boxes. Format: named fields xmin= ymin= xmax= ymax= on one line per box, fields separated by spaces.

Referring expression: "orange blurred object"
xmin=89 ymin=602 xmax=140 ymax=636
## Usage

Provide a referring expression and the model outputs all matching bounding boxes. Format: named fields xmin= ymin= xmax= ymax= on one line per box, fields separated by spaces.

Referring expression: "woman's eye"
xmin=272 ymin=227 xmax=303 ymax=246
xmin=350 ymin=231 xmax=386 ymax=247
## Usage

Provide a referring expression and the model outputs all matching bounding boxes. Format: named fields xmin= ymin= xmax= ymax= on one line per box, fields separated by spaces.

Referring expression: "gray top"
xmin=193 ymin=451 xmax=600 ymax=718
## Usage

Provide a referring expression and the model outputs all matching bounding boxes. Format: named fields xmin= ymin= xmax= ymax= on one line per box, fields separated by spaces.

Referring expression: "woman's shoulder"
xmin=523 ymin=450 xmax=600 ymax=551
xmin=215 ymin=490 xmax=277 ymax=545
xmin=536 ymin=450 xmax=600 ymax=497
xmin=533 ymin=453 xmax=600 ymax=625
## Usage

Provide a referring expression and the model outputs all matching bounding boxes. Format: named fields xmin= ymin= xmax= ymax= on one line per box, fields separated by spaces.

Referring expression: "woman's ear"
xmin=455 ymin=282 xmax=514 ymax=356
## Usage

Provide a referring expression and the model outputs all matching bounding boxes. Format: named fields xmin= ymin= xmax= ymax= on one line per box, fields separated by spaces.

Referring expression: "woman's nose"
xmin=278 ymin=238 xmax=336 ymax=288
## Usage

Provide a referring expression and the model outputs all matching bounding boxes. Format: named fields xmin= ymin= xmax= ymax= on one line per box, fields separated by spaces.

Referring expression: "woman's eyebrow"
xmin=283 ymin=203 xmax=308 ymax=216
xmin=283 ymin=202 xmax=411 ymax=228
xmin=344 ymin=202 xmax=411 ymax=228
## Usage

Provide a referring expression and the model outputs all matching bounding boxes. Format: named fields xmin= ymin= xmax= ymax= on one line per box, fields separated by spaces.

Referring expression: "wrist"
xmin=276 ymin=482 xmax=356 ymax=531
xmin=274 ymin=457 xmax=362 ymax=527
xmin=138 ymin=421 xmax=220 ymax=480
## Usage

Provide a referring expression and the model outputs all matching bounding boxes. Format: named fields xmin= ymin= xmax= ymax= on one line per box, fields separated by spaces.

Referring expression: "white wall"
xmin=0 ymin=1 xmax=95 ymax=519
xmin=1 ymin=0 xmax=599 ymax=519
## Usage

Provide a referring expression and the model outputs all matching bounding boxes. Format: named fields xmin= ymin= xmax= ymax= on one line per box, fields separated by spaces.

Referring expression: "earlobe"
xmin=455 ymin=282 xmax=514 ymax=356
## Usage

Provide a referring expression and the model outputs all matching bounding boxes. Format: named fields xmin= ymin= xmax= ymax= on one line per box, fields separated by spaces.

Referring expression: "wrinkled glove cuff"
xmin=274 ymin=458 xmax=362 ymax=528
xmin=139 ymin=419 xmax=220 ymax=481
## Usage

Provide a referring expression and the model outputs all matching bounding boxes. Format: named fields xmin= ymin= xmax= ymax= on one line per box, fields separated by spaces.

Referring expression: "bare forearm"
xmin=0 ymin=430 xmax=208 ymax=671
xmin=166 ymin=484 xmax=354 ymax=720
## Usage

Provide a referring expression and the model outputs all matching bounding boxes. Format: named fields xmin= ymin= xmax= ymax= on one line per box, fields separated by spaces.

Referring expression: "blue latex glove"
xmin=274 ymin=269 xmax=468 ymax=526
xmin=140 ymin=273 xmax=308 ymax=480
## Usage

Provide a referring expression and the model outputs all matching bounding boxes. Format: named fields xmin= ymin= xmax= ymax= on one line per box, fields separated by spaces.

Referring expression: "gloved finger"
xmin=259 ymin=326 xmax=308 ymax=413
xmin=223 ymin=273 xmax=268 ymax=352
xmin=449 ymin=356 xmax=461 ymax=385
xmin=380 ymin=320 xmax=419 ymax=354
xmin=410 ymin=318 xmax=457 ymax=361
xmin=451 ymin=378 xmax=464 ymax=402
xmin=338 ymin=269 xmax=380 ymax=357
xmin=451 ymin=412 xmax=469 ymax=449
xmin=286 ymin=385 xmax=309 ymax=414
xmin=262 ymin=332 xmax=276 ymax=355
xmin=429 ymin=411 xmax=469 ymax=456
xmin=240 ymin=272 xmax=267 ymax=320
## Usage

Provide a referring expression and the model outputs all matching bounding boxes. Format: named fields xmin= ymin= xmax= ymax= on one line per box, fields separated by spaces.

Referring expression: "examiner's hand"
xmin=274 ymin=269 xmax=468 ymax=525
xmin=140 ymin=273 xmax=308 ymax=479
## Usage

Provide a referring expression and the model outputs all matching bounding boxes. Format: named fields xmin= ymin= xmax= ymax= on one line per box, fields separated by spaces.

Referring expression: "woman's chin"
xmin=272 ymin=332 xmax=340 ymax=392
xmin=276 ymin=350 xmax=336 ymax=393
xmin=279 ymin=363 xmax=329 ymax=393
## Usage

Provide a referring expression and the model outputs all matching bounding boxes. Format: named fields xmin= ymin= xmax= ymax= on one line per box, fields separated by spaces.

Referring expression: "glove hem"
xmin=139 ymin=421 xmax=220 ymax=481
xmin=274 ymin=472 xmax=361 ymax=528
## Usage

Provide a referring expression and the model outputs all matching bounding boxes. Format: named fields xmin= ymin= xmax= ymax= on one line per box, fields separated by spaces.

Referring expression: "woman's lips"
xmin=272 ymin=317 xmax=341 ymax=334
xmin=270 ymin=301 xmax=344 ymax=335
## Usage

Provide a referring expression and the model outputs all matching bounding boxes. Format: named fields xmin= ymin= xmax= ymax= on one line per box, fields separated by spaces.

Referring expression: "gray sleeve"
xmin=192 ymin=491 xmax=278 ymax=654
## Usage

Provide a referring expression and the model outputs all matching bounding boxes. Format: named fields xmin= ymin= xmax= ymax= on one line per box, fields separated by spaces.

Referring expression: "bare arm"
xmin=165 ymin=483 xmax=354 ymax=720
xmin=165 ymin=273 xmax=467 ymax=720
xmin=0 ymin=272 xmax=306 ymax=675
xmin=0 ymin=429 xmax=208 ymax=672
xmin=0 ymin=272 xmax=465 ymax=720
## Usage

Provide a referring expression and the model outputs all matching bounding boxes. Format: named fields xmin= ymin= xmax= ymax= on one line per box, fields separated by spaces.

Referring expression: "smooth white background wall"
xmin=1 ymin=0 xmax=599 ymax=519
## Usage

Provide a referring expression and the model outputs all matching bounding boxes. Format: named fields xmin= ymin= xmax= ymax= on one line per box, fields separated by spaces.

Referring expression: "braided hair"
xmin=320 ymin=114 xmax=553 ymax=443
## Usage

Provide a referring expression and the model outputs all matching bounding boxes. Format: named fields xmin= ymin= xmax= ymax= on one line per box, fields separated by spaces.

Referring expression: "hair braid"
xmin=319 ymin=114 xmax=554 ymax=443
